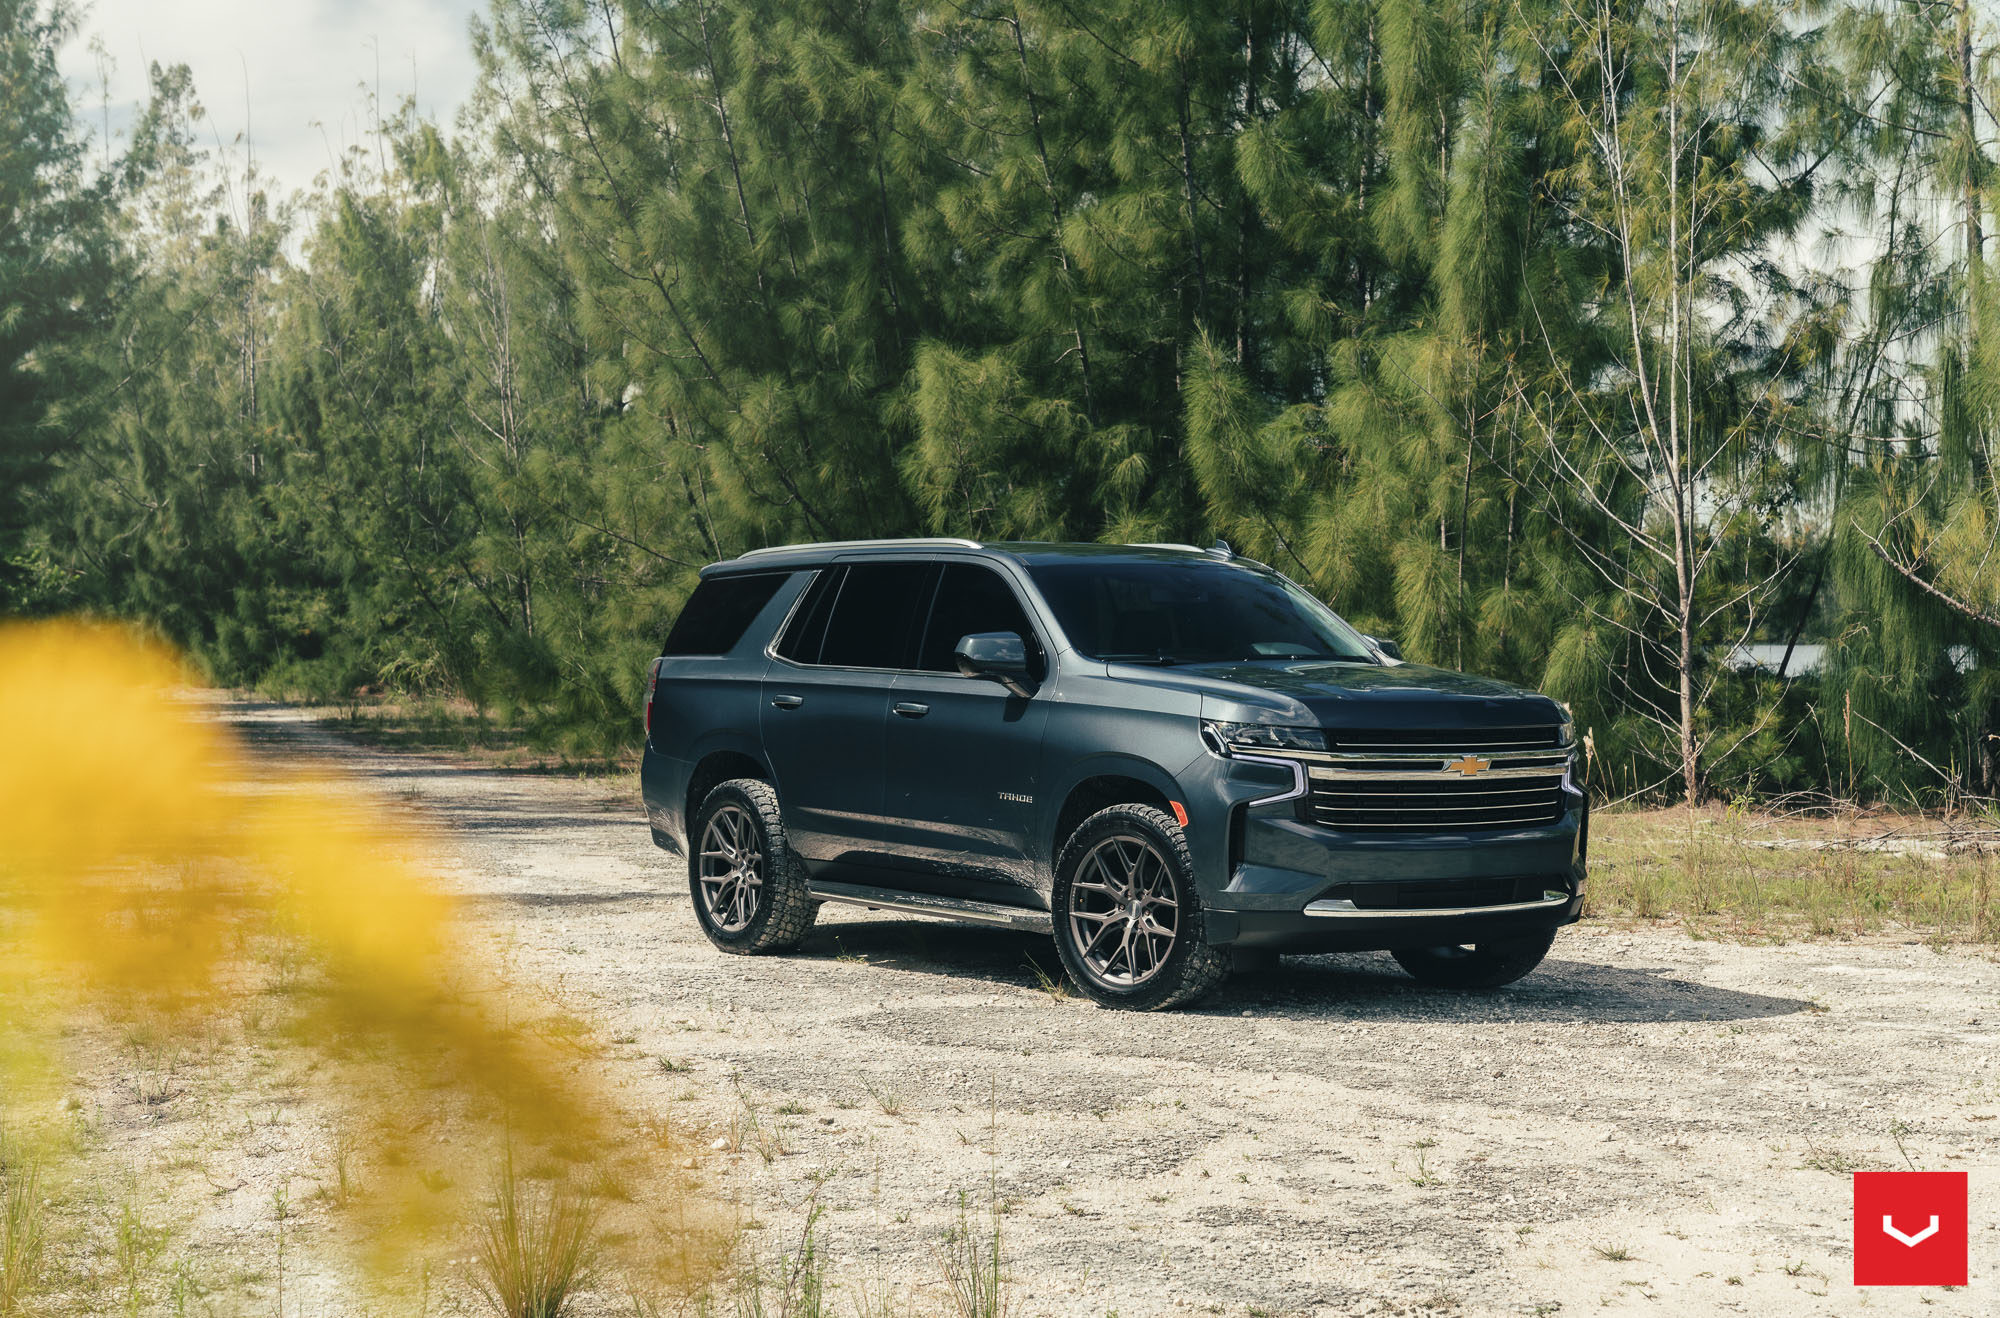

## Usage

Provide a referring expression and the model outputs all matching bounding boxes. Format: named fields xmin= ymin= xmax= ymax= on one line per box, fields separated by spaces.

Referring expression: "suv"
xmin=641 ymin=539 xmax=1586 ymax=1010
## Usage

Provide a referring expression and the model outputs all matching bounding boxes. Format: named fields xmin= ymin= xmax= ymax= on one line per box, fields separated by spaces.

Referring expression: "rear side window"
xmin=774 ymin=566 xmax=845 ymax=662
xmin=917 ymin=564 xmax=1042 ymax=675
xmin=816 ymin=562 xmax=937 ymax=668
xmin=661 ymin=572 xmax=788 ymax=656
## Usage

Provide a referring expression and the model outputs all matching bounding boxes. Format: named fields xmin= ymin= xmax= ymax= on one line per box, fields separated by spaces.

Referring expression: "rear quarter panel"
xmin=640 ymin=572 xmax=811 ymax=849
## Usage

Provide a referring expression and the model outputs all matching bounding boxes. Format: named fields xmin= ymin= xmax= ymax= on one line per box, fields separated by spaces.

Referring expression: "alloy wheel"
xmin=697 ymin=804 xmax=763 ymax=933
xmin=1066 ymin=833 xmax=1180 ymax=987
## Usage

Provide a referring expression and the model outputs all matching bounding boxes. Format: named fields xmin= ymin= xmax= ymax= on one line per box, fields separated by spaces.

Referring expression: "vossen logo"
xmin=1853 ymin=1172 xmax=1969 ymax=1286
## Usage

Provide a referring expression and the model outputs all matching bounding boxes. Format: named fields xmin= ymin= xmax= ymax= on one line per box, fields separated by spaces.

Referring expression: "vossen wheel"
xmin=1391 ymin=928 xmax=1556 ymax=989
xmin=688 ymin=779 xmax=816 ymax=954
xmin=1050 ymin=803 xmax=1229 ymax=1011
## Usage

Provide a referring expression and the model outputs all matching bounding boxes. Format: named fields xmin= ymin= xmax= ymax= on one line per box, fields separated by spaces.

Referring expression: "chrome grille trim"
xmin=1308 ymin=762 xmax=1567 ymax=782
xmin=1230 ymin=744 xmax=1573 ymax=767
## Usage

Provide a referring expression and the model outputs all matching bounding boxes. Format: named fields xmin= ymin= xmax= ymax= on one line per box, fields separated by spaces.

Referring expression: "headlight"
xmin=1202 ymin=720 xmax=1327 ymax=756
xmin=1556 ymin=702 xmax=1575 ymax=748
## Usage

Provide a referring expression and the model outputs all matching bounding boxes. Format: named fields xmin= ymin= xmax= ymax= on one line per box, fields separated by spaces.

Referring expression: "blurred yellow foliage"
xmin=0 ymin=619 xmax=718 ymax=1304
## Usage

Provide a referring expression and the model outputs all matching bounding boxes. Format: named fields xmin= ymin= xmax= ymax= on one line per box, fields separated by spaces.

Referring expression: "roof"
xmin=702 ymin=538 xmax=1262 ymax=575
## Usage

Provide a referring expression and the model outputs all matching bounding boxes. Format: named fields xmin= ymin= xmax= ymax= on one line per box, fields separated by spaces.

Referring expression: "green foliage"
xmin=6 ymin=0 xmax=1999 ymax=800
xmin=0 ymin=0 xmax=118 ymax=605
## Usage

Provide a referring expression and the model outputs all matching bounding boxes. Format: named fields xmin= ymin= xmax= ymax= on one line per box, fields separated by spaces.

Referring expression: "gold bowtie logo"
xmin=1444 ymin=755 xmax=1491 ymax=776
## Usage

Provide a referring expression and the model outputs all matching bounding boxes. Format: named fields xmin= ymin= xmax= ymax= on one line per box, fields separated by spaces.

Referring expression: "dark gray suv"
xmin=641 ymin=539 xmax=1587 ymax=1009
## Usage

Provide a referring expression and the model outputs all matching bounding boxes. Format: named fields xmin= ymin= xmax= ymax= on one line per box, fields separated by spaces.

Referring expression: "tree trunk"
xmin=1960 ymin=0 xmax=1983 ymax=268
xmin=1010 ymin=7 xmax=1097 ymax=423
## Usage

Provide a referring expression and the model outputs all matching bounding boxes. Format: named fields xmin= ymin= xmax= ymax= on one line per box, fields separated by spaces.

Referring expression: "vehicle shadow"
xmin=799 ymin=918 xmax=1813 ymax=1024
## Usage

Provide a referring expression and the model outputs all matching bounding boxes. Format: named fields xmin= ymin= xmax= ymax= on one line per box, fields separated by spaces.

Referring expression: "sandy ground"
xmin=218 ymin=700 xmax=1999 ymax=1317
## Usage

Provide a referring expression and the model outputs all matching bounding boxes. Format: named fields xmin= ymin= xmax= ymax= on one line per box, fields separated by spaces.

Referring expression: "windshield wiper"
xmin=1098 ymin=653 xmax=1182 ymax=666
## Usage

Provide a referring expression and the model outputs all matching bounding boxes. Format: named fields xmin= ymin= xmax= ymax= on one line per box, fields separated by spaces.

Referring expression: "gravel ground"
xmin=229 ymin=701 xmax=1999 ymax=1317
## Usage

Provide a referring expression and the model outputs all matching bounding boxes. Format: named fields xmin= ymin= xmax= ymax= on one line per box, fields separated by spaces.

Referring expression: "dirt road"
xmin=234 ymin=703 xmax=1999 ymax=1316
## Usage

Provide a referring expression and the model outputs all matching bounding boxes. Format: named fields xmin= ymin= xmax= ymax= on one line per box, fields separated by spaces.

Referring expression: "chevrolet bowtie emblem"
xmin=1444 ymin=755 xmax=1491 ymax=776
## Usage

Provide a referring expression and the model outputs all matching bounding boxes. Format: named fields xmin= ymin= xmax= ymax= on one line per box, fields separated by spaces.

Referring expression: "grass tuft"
xmin=936 ymin=1191 xmax=1009 ymax=1318
xmin=474 ymin=1157 xmax=601 ymax=1318
xmin=0 ymin=1157 xmax=47 ymax=1316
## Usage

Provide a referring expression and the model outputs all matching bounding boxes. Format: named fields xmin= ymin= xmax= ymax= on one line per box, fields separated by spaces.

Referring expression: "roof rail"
xmin=1127 ymin=542 xmax=1204 ymax=553
xmin=736 ymin=537 xmax=982 ymax=558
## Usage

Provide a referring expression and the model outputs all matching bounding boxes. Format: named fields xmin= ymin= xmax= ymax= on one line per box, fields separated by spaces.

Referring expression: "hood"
xmin=1165 ymin=660 xmax=1562 ymax=730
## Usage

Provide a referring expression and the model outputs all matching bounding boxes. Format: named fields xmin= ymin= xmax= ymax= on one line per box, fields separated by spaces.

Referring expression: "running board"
xmin=807 ymin=880 xmax=1053 ymax=934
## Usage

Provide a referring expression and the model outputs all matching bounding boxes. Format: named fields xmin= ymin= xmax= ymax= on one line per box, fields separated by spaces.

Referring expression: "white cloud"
xmin=58 ymin=0 xmax=483 ymax=197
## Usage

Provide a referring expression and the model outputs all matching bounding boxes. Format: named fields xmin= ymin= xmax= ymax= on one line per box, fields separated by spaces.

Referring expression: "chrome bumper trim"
xmin=1302 ymin=890 xmax=1571 ymax=919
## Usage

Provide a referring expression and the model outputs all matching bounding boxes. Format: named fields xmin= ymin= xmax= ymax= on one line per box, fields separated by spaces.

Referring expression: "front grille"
xmin=1327 ymin=724 xmax=1561 ymax=752
xmin=1305 ymin=771 xmax=1567 ymax=832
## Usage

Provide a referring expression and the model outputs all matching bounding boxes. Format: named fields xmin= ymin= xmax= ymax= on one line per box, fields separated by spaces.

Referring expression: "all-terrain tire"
xmin=1391 ymin=928 xmax=1556 ymax=989
xmin=1050 ymin=803 xmax=1230 ymax=1011
xmin=687 ymin=778 xmax=817 ymax=954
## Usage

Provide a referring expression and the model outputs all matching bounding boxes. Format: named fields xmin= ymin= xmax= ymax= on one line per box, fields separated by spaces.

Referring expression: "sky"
xmin=57 ymin=0 xmax=485 ymax=196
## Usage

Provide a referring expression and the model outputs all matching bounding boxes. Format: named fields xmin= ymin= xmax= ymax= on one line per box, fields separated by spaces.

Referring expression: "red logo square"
xmin=1853 ymin=1172 xmax=1968 ymax=1287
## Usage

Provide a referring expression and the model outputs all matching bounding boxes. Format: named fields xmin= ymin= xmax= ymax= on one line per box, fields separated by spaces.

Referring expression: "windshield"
xmin=1026 ymin=560 xmax=1378 ymax=665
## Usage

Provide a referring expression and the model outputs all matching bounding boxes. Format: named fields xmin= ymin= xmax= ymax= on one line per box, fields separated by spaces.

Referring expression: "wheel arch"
xmin=685 ymin=745 xmax=770 ymax=840
xmin=1047 ymin=756 xmax=1184 ymax=867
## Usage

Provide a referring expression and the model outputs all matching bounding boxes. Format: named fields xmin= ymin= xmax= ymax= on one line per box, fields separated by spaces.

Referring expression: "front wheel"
xmin=1050 ymin=804 xmax=1229 ymax=1011
xmin=1391 ymin=928 xmax=1556 ymax=989
xmin=688 ymin=779 xmax=817 ymax=954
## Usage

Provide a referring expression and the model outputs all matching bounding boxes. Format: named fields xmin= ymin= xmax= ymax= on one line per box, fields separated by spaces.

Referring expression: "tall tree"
xmin=0 ymin=0 xmax=117 ymax=607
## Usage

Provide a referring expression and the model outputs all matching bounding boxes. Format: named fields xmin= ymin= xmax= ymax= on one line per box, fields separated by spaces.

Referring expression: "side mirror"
xmin=954 ymin=631 xmax=1037 ymax=698
xmin=1367 ymin=635 xmax=1403 ymax=661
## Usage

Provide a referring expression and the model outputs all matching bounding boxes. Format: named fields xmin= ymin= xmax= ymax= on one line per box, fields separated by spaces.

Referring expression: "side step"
xmin=807 ymin=880 xmax=1053 ymax=935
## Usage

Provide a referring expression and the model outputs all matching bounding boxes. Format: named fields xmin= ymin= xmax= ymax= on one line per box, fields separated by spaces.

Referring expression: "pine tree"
xmin=0 ymin=0 xmax=118 ymax=607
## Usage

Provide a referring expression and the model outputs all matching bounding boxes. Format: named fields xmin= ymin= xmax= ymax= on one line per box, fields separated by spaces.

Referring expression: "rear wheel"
xmin=1391 ymin=928 xmax=1556 ymax=989
xmin=688 ymin=779 xmax=817 ymax=954
xmin=1051 ymin=804 xmax=1228 ymax=1011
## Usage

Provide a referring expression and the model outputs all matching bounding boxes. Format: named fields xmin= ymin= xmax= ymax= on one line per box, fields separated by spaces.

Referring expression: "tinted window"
xmin=1027 ymin=560 xmax=1375 ymax=664
xmin=816 ymin=562 xmax=937 ymax=669
xmin=661 ymin=572 xmax=788 ymax=656
xmin=774 ymin=566 xmax=845 ymax=662
xmin=918 ymin=565 xmax=1041 ymax=674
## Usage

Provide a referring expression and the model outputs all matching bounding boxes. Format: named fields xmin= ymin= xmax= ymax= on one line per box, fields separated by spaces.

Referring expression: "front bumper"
xmin=1196 ymin=763 xmax=1589 ymax=950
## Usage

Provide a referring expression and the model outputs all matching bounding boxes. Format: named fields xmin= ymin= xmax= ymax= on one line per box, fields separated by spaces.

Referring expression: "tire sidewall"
xmin=1051 ymin=804 xmax=1217 ymax=1010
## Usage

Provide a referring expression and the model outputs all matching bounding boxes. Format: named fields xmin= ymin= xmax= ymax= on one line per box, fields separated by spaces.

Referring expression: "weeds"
xmin=473 ymin=1158 xmax=601 ymax=1318
xmin=331 ymin=1125 xmax=360 ymax=1206
xmin=936 ymin=1191 xmax=1008 ymax=1318
xmin=1798 ymin=1133 xmax=1862 ymax=1176
xmin=1406 ymin=1142 xmax=1442 ymax=1188
xmin=0 ymin=1157 xmax=47 ymax=1316
xmin=1025 ymin=957 xmax=1073 ymax=1002
xmin=734 ymin=1104 xmax=791 ymax=1165
xmin=699 ymin=1199 xmax=827 ymax=1318
xmin=111 ymin=1191 xmax=172 ymax=1316
xmin=1591 ymin=805 xmax=2000 ymax=942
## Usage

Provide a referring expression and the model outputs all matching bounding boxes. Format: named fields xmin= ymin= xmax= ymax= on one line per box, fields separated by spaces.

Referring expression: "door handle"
xmin=892 ymin=702 xmax=930 ymax=718
xmin=771 ymin=694 xmax=804 ymax=709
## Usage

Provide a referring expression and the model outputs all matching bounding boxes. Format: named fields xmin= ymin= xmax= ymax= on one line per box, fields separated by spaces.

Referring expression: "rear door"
xmin=760 ymin=560 xmax=936 ymax=866
xmin=882 ymin=562 xmax=1053 ymax=902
